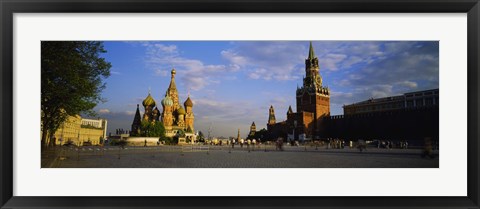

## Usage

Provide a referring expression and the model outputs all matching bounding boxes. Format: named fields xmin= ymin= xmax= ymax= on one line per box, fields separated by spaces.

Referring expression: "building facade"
xmin=343 ymin=89 xmax=439 ymax=115
xmin=52 ymin=116 xmax=108 ymax=146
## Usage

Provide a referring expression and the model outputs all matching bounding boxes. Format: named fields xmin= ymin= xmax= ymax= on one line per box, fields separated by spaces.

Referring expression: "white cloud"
xmin=221 ymin=50 xmax=248 ymax=66
xmin=328 ymin=41 xmax=438 ymax=108
xmin=154 ymin=69 xmax=169 ymax=77
xmin=181 ymin=76 xmax=209 ymax=91
xmin=154 ymin=44 xmax=177 ymax=53
xmin=330 ymin=91 xmax=354 ymax=106
xmin=194 ymin=98 xmax=229 ymax=108
xmin=221 ymin=42 xmax=305 ymax=81
xmin=398 ymin=81 xmax=418 ymax=89
xmin=141 ymin=42 xmax=240 ymax=91
xmin=321 ymin=53 xmax=348 ymax=71
xmin=342 ymin=56 xmax=363 ymax=68
xmin=125 ymin=111 xmax=135 ymax=116
xmin=98 ymin=109 xmax=110 ymax=114
xmin=369 ymin=85 xmax=394 ymax=98
xmin=248 ymin=68 xmax=268 ymax=80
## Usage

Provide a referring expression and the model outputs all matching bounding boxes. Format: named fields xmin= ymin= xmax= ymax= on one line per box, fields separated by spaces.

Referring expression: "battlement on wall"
xmin=321 ymin=105 xmax=439 ymax=142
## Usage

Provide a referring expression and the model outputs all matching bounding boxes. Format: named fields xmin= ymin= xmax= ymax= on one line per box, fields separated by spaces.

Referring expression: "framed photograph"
xmin=1 ymin=0 xmax=479 ymax=208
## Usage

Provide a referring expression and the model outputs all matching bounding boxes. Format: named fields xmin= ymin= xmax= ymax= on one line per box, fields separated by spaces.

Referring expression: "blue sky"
xmin=95 ymin=41 xmax=439 ymax=138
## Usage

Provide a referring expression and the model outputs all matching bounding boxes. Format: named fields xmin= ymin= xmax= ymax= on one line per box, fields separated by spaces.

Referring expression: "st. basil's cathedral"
xmin=131 ymin=69 xmax=195 ymax=141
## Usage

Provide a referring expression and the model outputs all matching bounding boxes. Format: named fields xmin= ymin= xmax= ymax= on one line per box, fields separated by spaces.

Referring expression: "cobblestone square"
xmin=44 ymin=145 xmax=439 ymax=168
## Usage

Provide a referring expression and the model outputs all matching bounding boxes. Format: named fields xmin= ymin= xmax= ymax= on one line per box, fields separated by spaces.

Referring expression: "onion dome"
xmin=153 ymin=107 xmax=159 ymax=114
xmin=142 ymin=93 xmax=156 ymax=107
xmin=177 ymin=107 xmax=186 ymax=115
xmin=161 ymin=95 xmax=173 ymax=107
xmin=184 ymin=97 xmax=193 ymax=107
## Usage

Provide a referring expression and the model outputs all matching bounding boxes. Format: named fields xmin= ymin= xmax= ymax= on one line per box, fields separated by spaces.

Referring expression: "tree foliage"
xmin=41 ymin=41 xmax=111 ymax=149
xmin=140 ymin=120 xmax=166 ymax=138
xmin=176 ymin=129 xmax=185 ymax=137
xmin=254 ymin=128 xmax=269 ymax=142
xmin=197 ymin=131 xmax=205 ymax=142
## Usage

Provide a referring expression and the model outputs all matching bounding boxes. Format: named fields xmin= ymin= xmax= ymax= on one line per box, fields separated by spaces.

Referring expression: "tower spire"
xmin=268 ymin=105 xmax=276 ymax=125
xmin=167 ymin=68 xmax=179 ymax=109
xmin=131 ymin=104 xmax=142 ymax=136
xmin=308 ymin=41 xmax=316 ymax=60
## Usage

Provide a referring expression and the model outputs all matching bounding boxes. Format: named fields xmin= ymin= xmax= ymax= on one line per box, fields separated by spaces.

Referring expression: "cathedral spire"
xmin=308 ymin=41 xmax=315 ymax=60
xmin=168 ymin=69 xmax=177 ymax=91
xmin=131 ymin=104 xmax=142 ymax=136
xmin=134 ymin=104 xmax=141 ymax=121
xmin=166 ymin=68 xmax=180 ymax=110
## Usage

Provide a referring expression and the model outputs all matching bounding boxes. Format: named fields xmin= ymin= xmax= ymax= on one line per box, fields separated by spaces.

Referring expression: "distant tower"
xmin=237 ymin=128 xmax=241 ymax=141
xmin=249 ymin=122 xmax=256 ymax=138
xmin=287 ymin=105 xmax=293 ymax=115
xmin=184 ymin=96 xmax=194 ymax=132
xmin=303 ymin=41 xmax=323 ymax=88
xmin=131 ymin=104 xmax=142 ymax=136
xmin=296 ymin=41 xmax=331 ymax=138
xmin=268 ymin=105 xmax=276 ymax=125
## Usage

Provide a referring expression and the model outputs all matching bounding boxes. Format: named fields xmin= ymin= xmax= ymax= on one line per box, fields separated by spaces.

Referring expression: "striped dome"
xmin=161 ymin=95 xmax=173 ymax=107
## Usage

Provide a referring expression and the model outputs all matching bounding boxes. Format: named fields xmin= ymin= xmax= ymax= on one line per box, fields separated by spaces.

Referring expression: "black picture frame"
xmin=1 ymin=0 xmax=479 ymax=208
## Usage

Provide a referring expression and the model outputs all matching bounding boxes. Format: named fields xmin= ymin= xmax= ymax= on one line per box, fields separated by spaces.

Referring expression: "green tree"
xmin=176 ymin=129 xmax=185 ymax=137
xmin=140 ymin=121 xmax=166 ymax=138
xmin=197 ymin=131 xmax=205 ymax=142
xmin=254 ymin=128 xmax=269 ymax=142
xmin=41 ymin=41 xmax=111 ymax=150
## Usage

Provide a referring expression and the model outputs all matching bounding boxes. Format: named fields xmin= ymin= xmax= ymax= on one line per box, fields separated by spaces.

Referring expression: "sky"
xmin=93 ymin=41 xmax=439 ymax=138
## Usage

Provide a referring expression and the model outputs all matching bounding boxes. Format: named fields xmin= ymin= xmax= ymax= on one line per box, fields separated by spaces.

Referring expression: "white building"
xmin=81 ymin=118 xmax=108 ymax=140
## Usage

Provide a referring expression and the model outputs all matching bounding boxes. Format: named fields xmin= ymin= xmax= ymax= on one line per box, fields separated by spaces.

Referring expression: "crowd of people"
xmin=190 ymin=137 xmax=437 ymax=158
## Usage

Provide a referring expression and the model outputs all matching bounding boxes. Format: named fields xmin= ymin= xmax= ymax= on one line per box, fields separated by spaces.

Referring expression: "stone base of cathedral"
xmin=125 ymin=137 xmax=160 ymax=146
xmin=178 ymin=137 xmax=187 ymax=145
